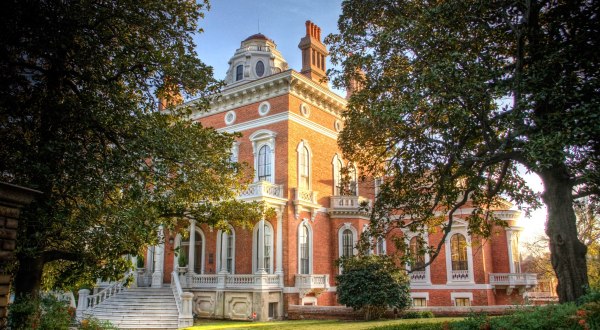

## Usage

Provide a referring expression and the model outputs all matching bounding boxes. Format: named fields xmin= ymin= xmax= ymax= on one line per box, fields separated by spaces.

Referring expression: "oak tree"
xmin=327 ymin=0 xmax=599 ymax=302
xmin=0 ymin=0 xmax=263 ymax=297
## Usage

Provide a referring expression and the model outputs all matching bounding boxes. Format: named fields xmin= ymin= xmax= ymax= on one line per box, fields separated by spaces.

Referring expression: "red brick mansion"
xmin=133 ymin=21 xmax=537 ymax=322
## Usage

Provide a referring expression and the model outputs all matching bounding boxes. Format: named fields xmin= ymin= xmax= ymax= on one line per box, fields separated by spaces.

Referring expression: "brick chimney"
xmin=158 ymin=80 xmax=183 ymax=111
xmin=298 ymin=20 xmax=329 ymax=87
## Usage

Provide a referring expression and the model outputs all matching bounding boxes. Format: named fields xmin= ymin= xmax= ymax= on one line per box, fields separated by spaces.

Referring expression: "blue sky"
xmin=194 ymin=0 xmax=342 ymax=85
xmin=192 ymin=0 xmax=547 ymax=245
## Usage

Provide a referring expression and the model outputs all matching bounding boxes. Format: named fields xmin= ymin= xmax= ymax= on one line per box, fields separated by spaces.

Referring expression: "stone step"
xmin=86 ymin=287 xmax=180 ymax=330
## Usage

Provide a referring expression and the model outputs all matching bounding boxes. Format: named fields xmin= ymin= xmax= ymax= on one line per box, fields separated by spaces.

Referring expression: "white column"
xmin=219 ymin=231 xmax=228 ymax=274
xmin=152 ymin=225 xmax=165 ymax=288
xmin=76 ymin=289 xmax=90 ymax=318
xmin=275 ymin=209 xmax=283 ymax=274
xmin=188 ymin=220 xmax=196 ymax=274
xmin=257 ymin=219 xmax=266 ymax=274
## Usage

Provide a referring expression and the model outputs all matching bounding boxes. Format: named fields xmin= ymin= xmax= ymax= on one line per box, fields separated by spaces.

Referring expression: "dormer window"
xmin=236 ymin=65 xmax=243 ymax=81
xmin=256 ymin=61 xmax=265 ymax=77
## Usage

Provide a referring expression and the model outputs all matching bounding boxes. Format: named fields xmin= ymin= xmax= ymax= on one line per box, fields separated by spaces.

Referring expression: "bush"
xmin=79 ymin=317 xmax=118 ymax=330
xmin=178 ymin=251 xmax=187 ymax=267
xmin=371 ymin=322 xmax=446 ymax=330
xmin=337 ymin=255 xmax=411 ymax=320
xmin=402 ymin=310 xmax=435 ymax=319
xmin=8 ymin=295 xmax=73 ymax=330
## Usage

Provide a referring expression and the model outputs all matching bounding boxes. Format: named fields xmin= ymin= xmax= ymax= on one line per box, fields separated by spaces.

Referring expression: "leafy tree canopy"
xmin=336 ymin=255 xmax=411 ymax=320
xmin=0 ymin=0 xmax=264 ymax=296
xmin=327 ymin=0 xmax=599 ymax=302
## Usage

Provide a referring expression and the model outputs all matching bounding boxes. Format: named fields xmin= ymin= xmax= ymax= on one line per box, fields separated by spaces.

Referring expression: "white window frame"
xmin=444 ymin=222 xmax=474 ymax=284
xmin=174 ymin=227 xmax=206 ymax=274
xmin=410 ymin=292 xmax=429 ymax=307
xmin=332 ymin=154 xmax=343 ymax=195
xmin=506 ymin=229 xmax=522 ymax=273
xmin=404 ymin=231 xmax=431 ymax=285
xmin=230 ymin=141 xmax=240 ymax=163
xmin=250 ymin=130 xmax=277 ymax=183
xmin=252 ymin=221 xmax=274 ymax=274
xmin=216 ymin=226 xmax=235 ymax=274
xmin=338 ymin=223 xmax=358 ymax=259
xmin=451 ymin=292 xmax=473 ymax=306
xmin=297 ymin=220 xmax=313 ymax=274
xmin=296 ymin=140 xmax=312 ymax=191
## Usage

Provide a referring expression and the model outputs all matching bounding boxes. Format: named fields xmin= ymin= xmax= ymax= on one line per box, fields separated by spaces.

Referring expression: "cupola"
xmin=224 ymin=33 xmax=289 ymax=88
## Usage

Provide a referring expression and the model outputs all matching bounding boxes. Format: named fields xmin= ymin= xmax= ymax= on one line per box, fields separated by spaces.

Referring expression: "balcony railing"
xmin=239 ymin=181 xmax=284 ymax=199
xmin=451 ymin=270 xmax=471 ymax=281
xmin=410 ymin=270 xmax=427 ymax=283
xmin=295 ymin=274 xmax=330 ymax=289
xmin=188 ymin=273 xmax=282 ymax=290
xmin=328 ymin=196 xmax=371 ymax=218
xmin=295 ymin=188 xmax=318 ymax=204
xmin=293 ymin=188 xmax=320 ymax=220
xmin=489 ymin=273 xmax=538 ymax=287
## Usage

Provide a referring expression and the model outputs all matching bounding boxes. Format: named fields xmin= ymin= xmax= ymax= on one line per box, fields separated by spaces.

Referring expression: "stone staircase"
xmin=85 ymin=287 xmax=180 ymax=329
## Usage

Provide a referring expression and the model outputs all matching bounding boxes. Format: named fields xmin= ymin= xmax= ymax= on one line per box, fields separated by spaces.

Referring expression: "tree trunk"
xmin=539 ymin=167 xmax=589 ymax=303
xmin=13 ymin=254 xmax=44 ymax=299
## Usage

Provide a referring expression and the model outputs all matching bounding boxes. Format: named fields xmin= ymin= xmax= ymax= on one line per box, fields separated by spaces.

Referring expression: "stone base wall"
xmin=192 ymin=289 xmax=283 ymax=321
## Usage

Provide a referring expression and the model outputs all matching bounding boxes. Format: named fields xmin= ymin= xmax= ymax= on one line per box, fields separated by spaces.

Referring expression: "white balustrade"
xmin=239 ymin=181 xmax=284 ymax=199
xmin=410 ymin=270 xmax=426 ymax=282
xmin=189 ymin=273 xmax=281 ymax=289
xmin=489 ymin=273 xmax=538 ymax=286
xmin=330 ymin=196 xmax=371 ymax=209
xmin=296 ymin=188 xmax=317 ymax=203
xmin=76 ymin=272 xmax=131 ymax=318
xmin=294 ymin=274 xmax=330 ymax=289
xmin=451 ymin=269 xmax=471 ymax=281
xmin=171 ymin=271 xmax=193 ymax=328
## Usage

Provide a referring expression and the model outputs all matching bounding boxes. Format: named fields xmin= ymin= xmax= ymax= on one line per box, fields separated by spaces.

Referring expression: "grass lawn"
xmin=184 ymin=317 xmax=462 ymax=330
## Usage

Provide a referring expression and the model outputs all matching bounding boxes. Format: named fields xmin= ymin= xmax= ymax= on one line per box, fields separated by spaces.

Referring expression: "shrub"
xmin=178 ymin=251 xmax=187 ymax=267
xmin=337 ymin=255 xmax=411 ymax=320
xmin=402 ymin=310 xmax=435 ymax=319
xmin=8 ymin=295 xmax=73 ymax=330
xmin=79 ymin=317 xmax=118 ymax=330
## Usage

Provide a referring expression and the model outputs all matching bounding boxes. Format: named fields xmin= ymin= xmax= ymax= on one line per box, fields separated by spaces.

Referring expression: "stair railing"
xmin=171 ymin=270 xmax=193 ymax=328
xmin=76 ymin=271 xmax=132 ymax=318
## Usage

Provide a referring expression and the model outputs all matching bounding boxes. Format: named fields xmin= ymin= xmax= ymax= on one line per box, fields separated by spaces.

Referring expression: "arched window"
xmin=299 ymin=145 xmax=310 ymax=189
xmin=217 ymin=227 xmax=235 ymax=274
xmin=299 ymin=223 xmax=310 ymax=274
xmin=255 ymin=61 xmax=265 ymax=77
xmin=253 ymin=222 xmax=274 ymax=273
xmin=342 ymin=229 xmax=354 ymax=257
xmin=332 ymin=155 xmax=343 ymax=195
xmin=511 ymin=235 xmax=521 ymax=273
xmin=450 ymin=234 xmax=468 ymax=271
xmin=409 ymin=237 xmax=425 ymax=270
xmin=348 ymin=163 xmax=358 ymax=196
xmin=258 ymin=145 xmax=272 ymax=182
xmin=236 ymin=64 xmax=243 ymax=81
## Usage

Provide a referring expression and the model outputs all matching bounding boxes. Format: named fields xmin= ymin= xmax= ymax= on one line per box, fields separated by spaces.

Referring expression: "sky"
xmin=192 ymin=0 xmax=547 ymax=244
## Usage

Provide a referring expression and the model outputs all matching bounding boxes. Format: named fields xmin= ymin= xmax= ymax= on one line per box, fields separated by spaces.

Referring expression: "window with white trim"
xmin=451 ymin=233 xmax=468 ymax=271
xmin=253 ymin=221 xmax=274 ymax=273
xmin=297 ymin=141 xmax=311 ymax=190
xmin=376 ymin=237 xmax=386 ymax=255
xmin=342 ymin=229 xmax=354 ymax=257
xmin=510 ymin=232 xmax=522 ymax=273
xmin=409 ymin=236 xmax=425 ymax=270
xmin=250 ymin=130 xmax=276 ymax=183
xmin=332 ymin=155 xmax=343 ymax=195
xmin=412 ymin=298 xmax=427 ymax=307
xmin=451 ymin=292 xmax=473 ymax=306
xmin=180 ymin=230 xmax=204 ymax=274
xmin=216 ymin=227 xmax=235 ymax=274
xmin=236 ymin=65 xmax=243 ymax=81
xmin=258 ymin=145 xmax=272 ymax=181
xmin=298 ymin=222 xmax=311 ymax=274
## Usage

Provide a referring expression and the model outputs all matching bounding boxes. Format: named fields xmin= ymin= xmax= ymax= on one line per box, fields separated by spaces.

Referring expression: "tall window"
xmin=299 ymin=224 xmax=310 ymax=274
xmin=258 ymin=145 xmax=272 ymax=181
xmin=226 ymin=232 xmax=234 ymax=272
xmin=342 ymin=229 xmax=354 ymax=257
xmin=450 ymin=234 xmax=468 ymax=271
xmin=333 ymin=156 xmax=343 ymax=195
xmin=376 ymin=238 xmax=385 ymax=255
xmin=236 ymin=65 xmax=243 ymax=81
xmin=511 ymin=235 xmax=521 ymax=273
xmin=181 ymin=231 xmax=203 ymax=273
xmin=299 ymin=145 xmax=310 ymax=189
xmin=254 ymin=222 xmax=273 ymax=273
xmin=409 ymin=237 xmax=425 ymax=270
xmin=347 ymin=163 xmax=357 ymax=196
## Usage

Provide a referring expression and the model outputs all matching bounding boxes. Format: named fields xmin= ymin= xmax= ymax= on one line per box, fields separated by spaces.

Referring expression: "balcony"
xmin=410 ymin=270 xmax=427 ymax=283
xmin=238 ymin=181 xmax=287 ymax=206
xmin=187 ymin=273 xmax=282 ymax=290
xmin=294 ymin=274 xmax=330 ymax=298
xmin=489 ymin=273 xmax=538 ymax=295
xmin=328 ymin=195 xmax=371 ymax=218
xmin=293 ymin=188 xmax=320 ymax=220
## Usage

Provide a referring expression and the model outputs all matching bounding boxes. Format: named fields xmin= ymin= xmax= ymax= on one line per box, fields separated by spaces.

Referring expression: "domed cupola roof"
xmin=224 ymin=32 xmax=289 ymax=88
xmin=243 ymin=33 xmax=273 ymax=42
